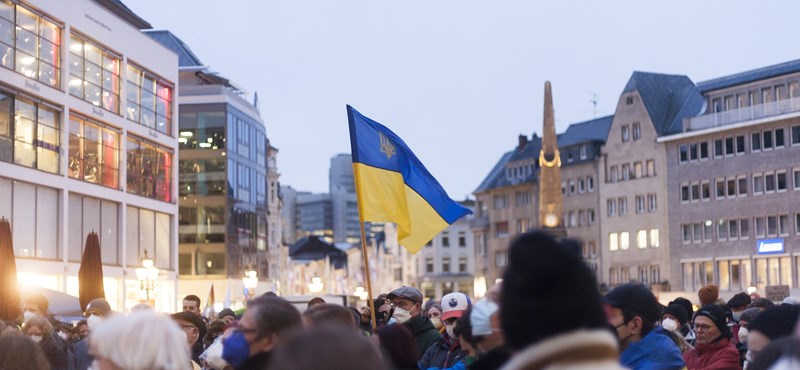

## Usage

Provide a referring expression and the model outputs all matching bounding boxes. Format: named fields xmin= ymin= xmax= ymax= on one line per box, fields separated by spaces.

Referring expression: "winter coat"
xmin=683 ymin=337 xmax=741 ymax=370
xmin=499 ymin=329 xmax=626 ymax=370
xmin=403 ymin=315 xmax=442 ymax=361
xmin=39 ymin=332 xmax=69 ymax=370
xmin=621 ymin=326 xmax=686 ymax=370
xmin=419 ymin=333 xmax=465 ymax=369
xmin=470 ymin=347 xmax=511 ymax=370
xmin=236 ymin=351 xmax=272 ymax=370
xmin=72 ymin=338 xmax=91 ymax=370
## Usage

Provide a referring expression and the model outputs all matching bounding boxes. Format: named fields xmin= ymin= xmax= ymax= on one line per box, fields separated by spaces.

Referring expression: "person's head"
xmin=171 ymin=311 xmax=206 ymax=348
xmin=182 ymin=295 xmax=202 ymax=316
xmin=302 ymin=303 xmax=357 ymax=330
xmin=698 ymin=285 xmax=719 ymax=306
xmin=22 ymin=293 xmax=49 ymax=318
xmin=203 ymin=320 xmax=227 ymax=349
xmin=423 ymin=301 xmax=443 ymax=330
xmin=75 ymin=320 xmax=89 ymax=340
xmin=668 ymin=297 xmax=694 ymax=320
xmin=727 ymin=292 xmax=752 ymax=314
xmin=221 ymin=296 xmax=301 ymax=368
xmin=89 ymin=310 xmax=190 ymax=370
xmin=501 ymin=231 xmax=609 ymax=351
xmin=603 ymin=283 xmax=661 ymax=349
xmin=747 ymin=305 xmax=800 ymax=361
xmin=738 ymin=307 xmax=762 ymax=344
xmin=271 ymin=324 xmax=387 ymax=370
xmin=373 ymin=323 xmax=418 ymax=369
xmin=661 ymin=304 xmax=689 ymax=333
xmin=22 ymin=315 xmax=52 ymax=343
xmin=471 ymin=299 xmax=504 ymax=352
xmin=217 ymin=308 xmax=236 ymax=325
xmin=748 ymin=337 xmax=800 ymax=370
xmin=487 ymin=282 xmax=502 ymax=303
xmin=454 ymin=308 xmax=477 ymax=356
xmin=441 ymin=292 xmax=471 ymax=339
xmin=750 ymin=297 xmax=776 ymax=312
xmin=386 ymin=286 xmax=423 ymax=324
xmin=0 ymin=331 xmax=50 ymax=370
xmin=307 ymin=297 xmax=326 ymax=309
xmin=85 ymin=298 xmax=112 ymax=331
xmin=693 ymin=304 xmax=731 ymax=345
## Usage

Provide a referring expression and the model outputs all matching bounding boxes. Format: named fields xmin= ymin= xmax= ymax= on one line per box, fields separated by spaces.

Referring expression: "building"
xmin=0 ymin=0 xmax=179 ymax=312
xmin=145 ymin=30 xmax=273 ymax=306
xmin=661 ymin=60 xmax=800 ymax=298
xmin=295 ymin=192 xmax=334 ymax=241
xmin=329 ymin=153 xmax=361 ymax=244
xmin=415 ymin=201 xmax=476 ymax=299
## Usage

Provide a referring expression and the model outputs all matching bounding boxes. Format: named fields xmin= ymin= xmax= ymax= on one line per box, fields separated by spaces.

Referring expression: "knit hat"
xmin=749 ymin=305 xmax=800 ymax=340
xmin=739 ymin=307 xmax=761 ymax=325
xmin=727 ymin=292 xmax=752 ymax=309
xmin=500 ymin=231 xmax=607 ymax=350
xmin=698 ymin=285 xmax=719 ymax=305
xmin=604 ymin=284 xmax=661 ymax=325
xmin=694 ymin=304 xmax=731 ymax=338
xmin=750 ymin=298 xmax=776 ymax=310
xmin=218 ymin=308 xmax=236 ymax=321
xmin=471 ymin=299 xmax=499 ymax=336
xmin=85 ymin=298 xmax=112 ymax=317
xmin=662 ymin=304 xmax=689 ymax=327
xmin=669 ymin=297 xmax=694 ymax=320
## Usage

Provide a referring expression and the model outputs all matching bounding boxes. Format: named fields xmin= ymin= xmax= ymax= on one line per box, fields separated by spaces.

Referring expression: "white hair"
xmin=89 ymin=310 xmax=190 ymax=370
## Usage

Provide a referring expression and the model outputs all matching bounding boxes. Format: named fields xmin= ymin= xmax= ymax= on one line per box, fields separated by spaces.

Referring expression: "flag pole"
xmin=353 ymin=164 xmax=378 ymax=330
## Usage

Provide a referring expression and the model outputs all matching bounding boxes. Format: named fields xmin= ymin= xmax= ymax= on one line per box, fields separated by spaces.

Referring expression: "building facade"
xmin=0 ymin=0 xmax=179 ymax=312
xmin=415 ymin=201 xmax=475 ymax=299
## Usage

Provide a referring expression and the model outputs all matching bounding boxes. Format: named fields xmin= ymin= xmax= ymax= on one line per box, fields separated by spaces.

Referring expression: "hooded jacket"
xmin=683 ymin=337 xmax=741 ymax=370
xmin=621 ymin=326 xmax=686 ymax=370
xmin=403 ymin=315 xmax=442 ymax=361
xmin=418 ymin=332 xmax=465 ymax=369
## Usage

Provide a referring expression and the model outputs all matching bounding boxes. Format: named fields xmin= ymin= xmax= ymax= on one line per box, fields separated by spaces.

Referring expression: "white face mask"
xmin=23 ymin=311 xmax=37 ymax=322
xmin=661 ymin=318 xmax=679 ymax=332
xmin=30 ymin=335 xmax=42 ymax=342
xmin=393 ymin=307 xmax=411 ymax=324
xmin=429 ymin=317 xmax=442 ymax=329
xmin=87 ymin=314 xmax=103 ymax=330
xmin=445 ymin=323 xmax=456 ymax=339
xmin=738 ymin=326 xmax=750 ymax=343
xmin=58 ymin=331 xmax=69 ymax=340
xmin=200 ymin=337 xmax=229 ymax=370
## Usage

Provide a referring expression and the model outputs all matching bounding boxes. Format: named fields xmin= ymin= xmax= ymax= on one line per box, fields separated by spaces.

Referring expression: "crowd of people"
xmin=3 ymin=230 xmax=800 ymax=369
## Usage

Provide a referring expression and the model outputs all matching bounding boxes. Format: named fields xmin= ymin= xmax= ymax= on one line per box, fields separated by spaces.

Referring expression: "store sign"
xmin=757 ymin=238 xmax=784 ymax=254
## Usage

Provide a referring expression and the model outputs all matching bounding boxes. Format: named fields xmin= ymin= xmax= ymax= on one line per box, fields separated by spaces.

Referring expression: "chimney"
xmin=518 ymin=134 xmax=528 ymax=150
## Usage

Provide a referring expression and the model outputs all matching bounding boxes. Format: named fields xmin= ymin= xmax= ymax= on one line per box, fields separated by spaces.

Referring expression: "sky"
xmin=126 ymin=1 xmax=800 ymax=200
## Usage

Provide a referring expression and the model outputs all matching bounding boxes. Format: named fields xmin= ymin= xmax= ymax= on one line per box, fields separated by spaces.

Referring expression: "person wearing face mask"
xmin=73 ymin=298 xmax=113 ymax=370
xmin=469 ymin=299 xmax=510 ymax=370
xmin=418 ymin=292 xmax=471 ymax=370
xmin=424 ymin=300 xmax=445 ymax=333
xmin=171 ymin=311 xmax=207 ymax=369
xmin=387 ymin=286 xmax=441 ymax=361
xmin=21 ymin=294 xmax=71 ymax=370
xmin=660 ymin=304 xmax=693 ymax=353
xmin=23 ymin=315 xmax=70 ymax=370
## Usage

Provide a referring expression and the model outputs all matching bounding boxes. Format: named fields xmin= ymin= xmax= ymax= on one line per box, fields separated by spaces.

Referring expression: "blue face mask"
xmin=221 ymin=331 xmax=252 ymax=367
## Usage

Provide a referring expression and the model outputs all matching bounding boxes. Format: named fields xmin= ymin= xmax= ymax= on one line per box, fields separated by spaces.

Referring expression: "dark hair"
xmin=749 ymin=337 xmax=800 ymax=370
xmin=454 ymin=308 xmax=477 ymax=348
xmin=307 ymin=297 xmax=326 ymax=308
xmin=183 ymin=294 xmax=201 ymax=308
xmin=203 ymin=320 xmax=227 ymax=349
xmin=621 ymin=306 xmax=655 ymax=337
xmin=303 ymin=304 xmax=356 ymax=330
xmin=22 ymin=294 xmax=49 ymax=313
xmin=272 ymin=324 xmax=388 ymax=370
xmin=374 ymin=323 xmax=418 ymax=369
xmin=247 ymin=296 xmax=302 ymax=339
xmin=0 ymin=331 xmax=50 ymax=370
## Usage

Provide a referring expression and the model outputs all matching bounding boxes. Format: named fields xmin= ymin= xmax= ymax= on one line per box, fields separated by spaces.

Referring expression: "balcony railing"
xmin=686 ymin=96 xmax=800 ymax=131
xmin=469 ymin=216 xmax=489 ymax=229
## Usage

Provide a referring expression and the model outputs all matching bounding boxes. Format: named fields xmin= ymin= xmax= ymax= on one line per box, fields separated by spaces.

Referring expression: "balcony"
xmin=686 ymin=96 xmax=800 ymax=131
xmin=469 ymin=216 xmax=489 ymax=229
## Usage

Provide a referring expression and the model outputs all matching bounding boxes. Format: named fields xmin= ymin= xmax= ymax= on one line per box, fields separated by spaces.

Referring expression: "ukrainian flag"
xmin=347 ymin=105 xmax=472 ymax=254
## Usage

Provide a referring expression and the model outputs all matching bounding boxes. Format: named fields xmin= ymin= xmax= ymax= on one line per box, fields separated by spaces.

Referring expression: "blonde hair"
xmin=89 ymin=310 xmax=190 ymax=370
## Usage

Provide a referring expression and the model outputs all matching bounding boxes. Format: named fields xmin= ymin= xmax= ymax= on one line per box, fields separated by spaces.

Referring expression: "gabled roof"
xmin=289 ymin=236 xmax=346 ymax=260
xmin=697 ymin=59 xmax=800 ymax=93
xmin=474 ymin=136 xmax=541 ymax=193
xmin=557 ymin=115 xmax=613 ymax=147
xmin=94 ymin=0 xmax=151 ymax=30
xmin=142 ymin=30 xmax=203 ymax=67
xmin=623 ymin=72 xmax=704 ymax=135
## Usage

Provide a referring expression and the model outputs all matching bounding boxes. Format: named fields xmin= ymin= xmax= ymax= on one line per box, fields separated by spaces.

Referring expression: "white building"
xmin=0 ymin=0 xmax=179 ymax=312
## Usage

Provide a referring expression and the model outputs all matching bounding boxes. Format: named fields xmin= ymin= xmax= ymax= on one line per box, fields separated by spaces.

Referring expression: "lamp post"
xmin=134 ymin=249 xmax=159 ymax=305
xmin=243 ymin=269 xmax=258 ymax=299
xmin=308 ymin=277 xmax=324 ymax=294
xmin=353 ymin=286 xmax=369 ymax=301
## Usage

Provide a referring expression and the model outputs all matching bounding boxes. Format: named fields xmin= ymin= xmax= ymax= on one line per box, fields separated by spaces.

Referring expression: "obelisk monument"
xmin=538 ymin=81 xmax=566 ymax=236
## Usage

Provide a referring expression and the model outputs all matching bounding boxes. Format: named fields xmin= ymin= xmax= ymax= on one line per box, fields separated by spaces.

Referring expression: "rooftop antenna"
xmin=590 ymin=93 xmax=598 ymax=118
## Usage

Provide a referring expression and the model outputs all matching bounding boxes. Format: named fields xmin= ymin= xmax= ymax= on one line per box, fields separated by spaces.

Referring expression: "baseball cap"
xmin=441 ymin=292 xmax=471 ymax=321
xmin=387 ymin=286 xmax=423 ymax=304
xmin=603 ymin=284 xmax=661 ymax=325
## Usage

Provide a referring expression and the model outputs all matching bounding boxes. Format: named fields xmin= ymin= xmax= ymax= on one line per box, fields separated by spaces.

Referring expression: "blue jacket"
xmin=419 ymin=333 xmax=465 ymax=370
xmin=620 ymin=326 xmax=685 ymax=370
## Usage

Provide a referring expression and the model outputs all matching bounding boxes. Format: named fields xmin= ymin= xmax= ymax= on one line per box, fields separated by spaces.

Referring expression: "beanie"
xmin=749 ymin=305 xmax=800 ymax=340
xmin=694 ymin=304 xmax=731 ymax=339
xmin=500 ymin=231 xmax=607 ymax=350
xmin=662 ymin=304 xmax=689 ymax=327
xmin=727 ymin=292 xmax=752 ymax=309
xmin=669 ymin=297 xmax=694 ymax=320
xmin=698 ymin=285 xmax=719 ymax=305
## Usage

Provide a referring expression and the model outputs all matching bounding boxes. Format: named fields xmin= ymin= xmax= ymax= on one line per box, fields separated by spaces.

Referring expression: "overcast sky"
xmin=127 ymin=1 xmax=800 ymax=199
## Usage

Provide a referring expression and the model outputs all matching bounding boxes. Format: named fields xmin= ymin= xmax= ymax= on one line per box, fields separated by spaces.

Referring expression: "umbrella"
xmin=78 ymin=231 xmax=105 ymax=312
xmin=24 ymin=286 xmax=82 ymax=318
xmin=0 ymin=217 xmax=21 ymax=321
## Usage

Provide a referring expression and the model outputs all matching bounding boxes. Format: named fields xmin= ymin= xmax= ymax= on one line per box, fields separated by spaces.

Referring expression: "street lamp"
xmin=308 ymin=277 xmax=324 ymax=294
xmin=354 ymin=286 xmax=369 ymax=301
xmin=243 ymin=269 xmax=258 ymax=299
xmin=135 ymin=249 xmax=159 ymax=304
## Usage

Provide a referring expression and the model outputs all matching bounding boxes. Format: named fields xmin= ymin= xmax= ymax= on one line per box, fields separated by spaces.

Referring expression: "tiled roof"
xmin=557 ymin=115 xmax=613 ymax=147
xmin=697 ymin=59 xmax=800 ymax=93
xmin=623 ymin=72 xmax=704 ymax=135
xmin=143 ymin=30 xmax=203 ymax=67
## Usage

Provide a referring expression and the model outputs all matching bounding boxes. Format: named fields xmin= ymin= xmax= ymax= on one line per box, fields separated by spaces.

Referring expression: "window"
xmin=792 ymin=125 xmax=800 ymax=145
xmin=729 ymin=219 xmax=738 ymax=239
xmin=701 ymin=182 xmax=711 ymax=200
xmin=777 ymin=172 xmax=787 ymax=191
xmin=493 ymin=195 xmax=508 ymax=209
xmin=458 ymin=257 xmax=467 ymax=272
xmin=494 ymin=222 xmax=509 ymax=238
xmin=647 ymin=194 xmax=657 ymax=212
xmin=442 ymin=257 xmax=450 ymax=273
xmin=634 ymin=162 xmax=642 ymax=178
xmin=794 ymin=169 xmax=800 ymax=190
xmin=646 ymin=160 xmax=655 ymax=176
xmin=126 ymin=64 xmax=173 ymax=135
xmin=622 ymin=164 xmax=630 ymax=180
xmin=679 ymin=145 xmax=688 ymax=163
xmin=607 ymin=199 xmax=616 ymax=216
xmin=569 ymin=211 xmax=577 ymax=227
xmin=693 ymin=223 xmax=702 ymax=243
xmin=727 ymin=179 xmax=736 ymax=198
xmin=69 ymin=33 xmax=120 ymax=113
xmin=620 ymin=232 xmax=630 ymax=250
xmin=736 ymin=135 xmax=746 ymax=154
xmin=68 ymin=115 xmax=121 ymax=188
xmin=682 ymin=224 xmax=691 ymax=243
xmin=699 ymin=142 xmax=709 ymax=159
xmin=725 ymin=137 xmax=734 ymax=155
xmin=690 ymin=143 xmax=698 ymax=161
xmin=578 ymin=210 xmax=585 ymax=226
xmin=715 ymin=179 xmax=725 ymax=199
xmin=765 ymin=173 xmax=776 ymax=192
xmin=681 ymin=185 xmax=690 ymax=202
xmin=425 ymin=258 xmax=434 ymax=273
xmin=610 ymin=166 xmax=618 ymax=182
xmin=495 ymin=252 xmax=508 ymax=268
xmin=718 ymin=219 xmax=728 ymax=240
xmin=633 ymin=123 xmax=641 ymax=140
xmin=637 ymin=230 xmax=647 ymax=249
xmin=691 ymin=183 xmax=700 ymax=201
xmin=578 ymin=178 xmax=586 ymax=193
xmin=779 ymin=214 xmax=789 ymax=235
xmin=764 ymin=130 xmax=774 ymax=149
xmin=635 ymin=195 xmax=645 ymax=214
xmin=650 ymin=229 xmax=659 ymax=247
xmin=767 ymin=216 xmax=778 ymax=236
xmin=740 ymin=219 xmax=749 ymax=239
xmin=458 ymin=232 xmax=466 ymax=247
xmin=796 ymin=214 xmax=800 ymax=235
xmin=126 ymin=136 xmax=173 ymax=202
xmin=0 ymin=93 xmax=60 ymax=174
xmin=753 ymin=174 xmax=764 ymax=194
xmin=618 ymin=197 xmax=627 ymax=216
xmin=609 ymin=232 xmax=619 ymax=251
xmin=0 ymin=2 xmax=60 ymax=87
xmin=714 ymin=139 xmax=723 ymax=158
xmin=703 ymin=221 xmax=713 ymax=242
xmin=442 ymin=232 xmax=450 ymax=247
xmin=580 ymin=145 xmax=587 ymax=160
xmin=622 ymin=125 xmax=630 ymax=142
xmin=515 ymin=191 xmax=531 ymax=205
xmin=626 ymin=97 xmax=634 ymax=105
xmin=755 ymin=217 xmax=766 ymax=238
xmin=569 ymin=180 xmax=576 ymax=194
xmin=752 ymin=132 xmax=762 ymax=152
xmin=588 ymin=209 xmax=596 ymax=225
xmin=738 ymin=177 xmax=747 ymax=196
xmin=776 ymin=128 xmax=785 ymax=148
xmin=587 ymin=176 xmax=595 ymax=191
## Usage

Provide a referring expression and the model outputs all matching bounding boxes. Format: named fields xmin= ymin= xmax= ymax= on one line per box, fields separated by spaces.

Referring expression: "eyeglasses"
xmin=390 ymin=300 xmax=415 ymax=310
xmin=692 ymin=324 xmax=713 ymax=331
xmin=233 ymin=324 xmax=258 ymax=335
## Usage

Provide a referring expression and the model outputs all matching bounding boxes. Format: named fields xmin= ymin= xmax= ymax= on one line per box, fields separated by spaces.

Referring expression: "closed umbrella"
xmin=0 ymin=217 xmax=20 ymax=321
xmin=78 ymin=231 xmax=105 ymax=312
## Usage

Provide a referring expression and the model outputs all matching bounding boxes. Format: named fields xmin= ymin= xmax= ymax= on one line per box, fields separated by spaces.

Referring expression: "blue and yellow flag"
xmin=347 ymin=105 xmax=472 ymax=254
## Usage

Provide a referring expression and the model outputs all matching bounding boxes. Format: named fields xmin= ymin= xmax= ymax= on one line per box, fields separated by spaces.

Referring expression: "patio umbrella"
xmin=0 ymin=217 xmax=21 ymax=321
xmin=78 ymin=231 xmax=105 ymax=312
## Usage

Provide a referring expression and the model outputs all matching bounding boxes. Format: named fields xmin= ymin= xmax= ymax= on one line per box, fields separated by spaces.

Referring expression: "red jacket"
xmin=683 ymin=337 xmax=741 ymax=370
